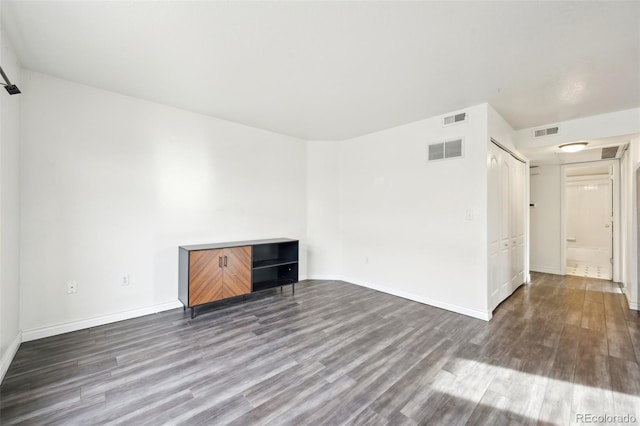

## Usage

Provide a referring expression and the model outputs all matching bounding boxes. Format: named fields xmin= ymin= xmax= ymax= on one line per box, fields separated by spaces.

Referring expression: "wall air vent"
xmin=428 ymin=138 xmax=464 ymax=162
xmin=532 ymin=126 xmax=559 ymax=139
xmin=443 ymin=112 xmax=467 ymax=126
xmin=601 ymin=146 xmax=619 ymax=160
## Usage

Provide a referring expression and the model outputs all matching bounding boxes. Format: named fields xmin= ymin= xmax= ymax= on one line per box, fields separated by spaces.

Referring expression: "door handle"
xmin=219 ymin=256 xmax=223 ymax=268
xmin=224 ymin=255 xmax=228 ymax=267
xmin=605 ymin=224 xmax=610 ymax=228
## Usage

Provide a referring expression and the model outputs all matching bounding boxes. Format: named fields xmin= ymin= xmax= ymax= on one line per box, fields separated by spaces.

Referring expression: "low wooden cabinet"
xmin=188 ymin=246 xmax=251 ymax=307
xmin=179 ymin=238 xmax=298 ymax=318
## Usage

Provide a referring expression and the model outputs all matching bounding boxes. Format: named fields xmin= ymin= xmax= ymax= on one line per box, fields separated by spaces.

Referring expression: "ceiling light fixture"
xmin=559 ymin=142 xmax=588 ymax=153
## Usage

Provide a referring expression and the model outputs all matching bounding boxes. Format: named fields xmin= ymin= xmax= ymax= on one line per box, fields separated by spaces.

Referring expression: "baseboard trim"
xmin=21 ymin=300 xmax=183 ymax=342
xmin=343 ymin=276 xmax=492 ymax=321
xmin=630 ymin=301 xmax=639 ymax=311
xmin=305 ymin=274 xmax=343 ymax=281
xmin=530 ymin=266 xmax=564 ymax=275
xmin=1 ymin=332 xmax=22 ymax=384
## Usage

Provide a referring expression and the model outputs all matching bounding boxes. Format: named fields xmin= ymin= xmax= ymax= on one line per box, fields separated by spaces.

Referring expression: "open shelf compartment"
xmin=252 ymin=263 xmax=298 ymax=292
xmin=252 ymin=240 xmax=298 ymax=269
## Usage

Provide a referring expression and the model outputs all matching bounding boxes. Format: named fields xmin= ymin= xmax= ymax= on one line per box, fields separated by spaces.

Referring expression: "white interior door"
xmin=488 ymin=141 xmax=527 ymax=311
xmin=499 ymin=153 xmax=512 ymax=302
xmin=511 ymin=158 xmax=526 ymax=289
xmin=605 ymin=179 xmax=613 ymax=275
xmin=488 ymin=144 xmax=502 ymax=309
xmin=565 ymin=173 xmax=613 ymax=279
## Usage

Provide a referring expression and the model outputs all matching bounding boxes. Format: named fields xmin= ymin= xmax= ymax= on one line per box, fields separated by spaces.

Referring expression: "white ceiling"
xmin=2 ymin=1 xmax=639 ymax=140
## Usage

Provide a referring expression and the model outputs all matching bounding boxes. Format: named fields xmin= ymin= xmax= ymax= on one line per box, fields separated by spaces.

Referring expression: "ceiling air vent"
xmin=532 ymin=126 xmax=559 ymax=139
xmin=601 ymin=146 xmax=619 ymax=160
xmin=443 ymin=112 xmax=467 ymax=126
xmin=428 ymin=138 xmax=464 ymax=162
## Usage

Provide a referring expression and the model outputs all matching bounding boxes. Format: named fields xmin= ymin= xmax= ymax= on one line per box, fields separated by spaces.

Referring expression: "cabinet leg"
xmin=280 ymin=286 xmax=283 ymax=293
xmin=183 ymin=305 xmax=186 ymax=312
xmin=292 ymin=283 xmax=295 ymax=295
xmin=190 ymin=307 xmax=195 ymax=319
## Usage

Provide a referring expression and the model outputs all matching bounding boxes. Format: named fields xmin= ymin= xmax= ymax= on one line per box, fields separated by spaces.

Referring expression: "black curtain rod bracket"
xmin=0 ymin=65 xmax=20 ymax=95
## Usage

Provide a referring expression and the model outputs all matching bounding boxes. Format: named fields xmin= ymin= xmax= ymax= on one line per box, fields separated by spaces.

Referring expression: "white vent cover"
xmin=443 ymin=112 xmax=467 ymax=126
xmin=601 ymin=146 xmax=619 ymax=160
xmin=532 ymin=126 xmax=559 ymax=138
xmin=428 ymin=138 xmax=464 ymax=161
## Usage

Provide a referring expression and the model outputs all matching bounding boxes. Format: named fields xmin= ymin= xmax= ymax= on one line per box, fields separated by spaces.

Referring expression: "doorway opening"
xmin=562 ymin=161 xmax=619 ymax=280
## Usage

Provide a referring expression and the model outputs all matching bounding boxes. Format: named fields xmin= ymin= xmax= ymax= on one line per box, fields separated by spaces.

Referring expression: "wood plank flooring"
xmin=1 ymin=273 xmax=639 ymax=425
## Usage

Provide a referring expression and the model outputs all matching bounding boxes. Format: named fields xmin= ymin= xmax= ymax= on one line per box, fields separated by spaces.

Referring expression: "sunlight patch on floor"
xmin=425 ymin=358 xmax=640 ymax=425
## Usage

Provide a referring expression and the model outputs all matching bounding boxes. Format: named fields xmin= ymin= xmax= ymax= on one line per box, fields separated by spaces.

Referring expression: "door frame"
xmin=560 ymin=159 xmax=620 ymax=281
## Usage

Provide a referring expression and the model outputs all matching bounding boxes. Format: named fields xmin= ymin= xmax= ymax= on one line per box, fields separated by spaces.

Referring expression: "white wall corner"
xmin=0 ymin=332 xmax=22 ymax=384
xmin=21 ymin=300 xmax=183 ymax=342
xmin=343 ymin=277 xmax=492 ymax=322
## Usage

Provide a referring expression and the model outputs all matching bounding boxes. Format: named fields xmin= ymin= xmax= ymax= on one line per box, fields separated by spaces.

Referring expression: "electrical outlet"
xmin=67 ymin=281 xmax=77 ymax=294
xmin=121 ymin=274 xmax=130 ymax=286
xmin=465 ymin=209 xmax=474 ymax=221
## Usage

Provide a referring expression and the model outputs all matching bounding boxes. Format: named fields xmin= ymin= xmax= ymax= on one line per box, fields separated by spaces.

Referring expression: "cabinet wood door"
xmin=222 ymin=246 xmax=252 ymax=298
xmin=189 ymin=249 xmax=224 ymax=306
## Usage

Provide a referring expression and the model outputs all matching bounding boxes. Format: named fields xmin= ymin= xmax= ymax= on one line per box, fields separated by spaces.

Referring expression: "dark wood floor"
xmin=1 ymin=273 xmax=639 ymax=425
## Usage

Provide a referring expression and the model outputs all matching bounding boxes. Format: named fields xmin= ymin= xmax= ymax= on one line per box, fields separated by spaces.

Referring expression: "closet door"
xmin=499 ymin=152 xmax=512 ymax=302
xmin=513 ymin=160 xmax=526 ymax=287
xmin=488 ymin=144 xmax=502 ymax=310
xmin=488 ymin=141 xmax=527 ymax=311
xmin=509 ymin=156 xmax=519 ymax=290
xmin=508 ymin=157 xmax=526 ymax=292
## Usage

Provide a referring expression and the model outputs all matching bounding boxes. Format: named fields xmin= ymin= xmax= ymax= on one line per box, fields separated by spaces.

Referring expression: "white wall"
xmin=339 ymin=104 xmax=490 ymax=319
xmin=19 ymin=71 xmax=307 ymax=334
xmin=621 ymin=139 xmax=639 ymax=310
xmin=0 ymin=27 xmax=21 ymax=381
xmin=488 ymin=105 xmax=519 ymax=153
xmin=306 ymin=141 xmax=341 ymax=279
xmin=529 ymin=165 xmax=563 ymax=274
